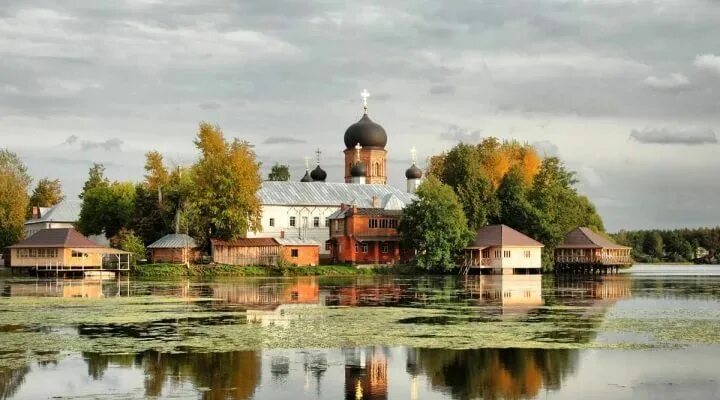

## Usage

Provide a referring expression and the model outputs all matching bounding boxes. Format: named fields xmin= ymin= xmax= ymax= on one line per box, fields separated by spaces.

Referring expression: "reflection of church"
xmin=248 ymin=91 xmax=422 ymax=261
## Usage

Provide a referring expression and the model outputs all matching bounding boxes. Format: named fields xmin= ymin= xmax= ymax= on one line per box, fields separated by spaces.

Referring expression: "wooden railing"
xmin=554 ymin=255 xmax=632 ymax=265
xmin=462 ymin=258 xmax=495 ymax=268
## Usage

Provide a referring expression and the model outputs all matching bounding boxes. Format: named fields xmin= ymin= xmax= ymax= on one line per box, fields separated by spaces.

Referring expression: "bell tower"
xmin=343 ymin=90 xmax=387 ymax=184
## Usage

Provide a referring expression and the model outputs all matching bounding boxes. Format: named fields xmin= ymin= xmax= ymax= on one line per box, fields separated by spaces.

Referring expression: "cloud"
xmin=429 ymin=84 xmax=456 ymax=95
xmin=263 ymin=137 xmax=308 ymax=145
xmin=62 ymin=135 xmax=78 ymax=145
xmin=694 ymin=54 xmax=720 ymax=74
xmin=532 ymin=140 xmax=559 ymax=157
xmin=643 ymin=73 xmax=690 ymax=91
xmin=198 ymin=102 xmax=222 ymax=110
xmin=80 ymin=138 xmax=124 ymax=151
xmin=629 ymin=128 xmax=718 ymax=145
xmin=440 ymin=125 xmax=483 ymax=143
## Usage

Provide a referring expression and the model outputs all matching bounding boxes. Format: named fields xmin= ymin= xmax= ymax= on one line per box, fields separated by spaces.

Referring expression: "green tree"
xmin=111 ymin=229 xmax=146 ymax=265
xmin=28 ymin=177 xmax=64 ymax=212
xmin=0 ymin=149 xmax=31 ymax=248
xmin=78 ymin=182 xmax=136 ymax=238
xmin=79 ymin=163 xmax=109 ymax=199
xmin=190 ymin=122 xmax=262 ymax=242
xmin=130 ymin=184 xmax=172 ymax=246
xmin=398 ymin=176 xmax=474 ymax=271
xmin=144 ymin=151 xmax=169 ymax=203
xmin=497 ymin=167 xmax=543 ymax=234
xmin=267 ymin=163 xmax=291 ymax=181
xmin=643 ymin=232 xmax=664 ymax=260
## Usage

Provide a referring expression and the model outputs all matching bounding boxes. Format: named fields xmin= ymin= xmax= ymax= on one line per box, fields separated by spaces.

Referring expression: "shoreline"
xmin=131 ymin=263 xmax=426 ymax=278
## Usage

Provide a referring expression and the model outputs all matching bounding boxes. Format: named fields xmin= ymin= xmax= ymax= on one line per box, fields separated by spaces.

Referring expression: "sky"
xmin=1 ymin=0 xmax=719 ymax=232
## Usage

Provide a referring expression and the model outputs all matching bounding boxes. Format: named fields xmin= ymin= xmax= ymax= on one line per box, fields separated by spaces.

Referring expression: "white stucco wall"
xmin=481 ymin=246 xmax=543 ymax=271
xmin=246 ymin=205 xmax=339 ymax=254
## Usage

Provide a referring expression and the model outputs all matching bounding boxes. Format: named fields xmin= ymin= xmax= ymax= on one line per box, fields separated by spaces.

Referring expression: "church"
xmin=247 ymin=91 xmax=424 ymax=261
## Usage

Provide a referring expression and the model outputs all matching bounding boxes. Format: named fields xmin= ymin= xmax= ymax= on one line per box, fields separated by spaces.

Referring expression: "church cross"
xmin=315 ymin=147 xmax=322 ymax=165
xmin=361 ymin=89 xmax=370 ymax=112
xmin=410 ymin=146 xmax=417 ymax=164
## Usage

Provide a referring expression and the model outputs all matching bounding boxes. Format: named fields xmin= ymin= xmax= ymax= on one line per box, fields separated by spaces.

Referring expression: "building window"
xmin=503 ymin=250 xmax=511 ymax=258
xmin=369 ymin=219 xmax=378 ymax=228
xmin=355 ymin=243 xmax=360 ymax=253
xmin=325 ymin=242 xmax=331 ymax=251
xmin=72 ymin=250 xmax=87 ymax=258
xmin=269 ymin=218 xmax=275 ymax=227
xmin=289 ymin=216 xmax=296 ymax=227
xmin=291 ymin=249 xmax=299 ymax=258
xmin=313 ymin=217 xmax=320 ymax=227
xmin=381 ymin=243 xmax=389 ymax=253
xmin=494 ymin=250 xmax=501 ymax=258
xmin=325 ymin=218 xmax=330 ymax=227
xmin=361 ymin=243 xmax=368 ymax=253
xmin=302 ymin=216 xmax=308 ymax=227
xmin=482 ymin=249 xmax=490 ymax=258
xmin=524 ymin=250 xmax=531 ymax=258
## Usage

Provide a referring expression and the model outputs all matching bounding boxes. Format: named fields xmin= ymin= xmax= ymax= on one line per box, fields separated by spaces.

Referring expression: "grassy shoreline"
xmin=132 ymin=263 xmax=424 ymax=278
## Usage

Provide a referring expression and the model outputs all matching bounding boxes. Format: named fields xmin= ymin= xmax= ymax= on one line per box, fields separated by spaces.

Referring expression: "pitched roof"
xmin=258 ymin=181 xmax=415 ymax=207
xmin=25 ymin=201 xmax=81 ymax=225
xmin=275 ymin=238 xmax=320 ymax=246
xmin=9 ymin=228 xmax=105 ymax=248
xmin=557 ymin=227 xmax=630 ymax=250
xmin=467 ymin=225 xmax=543 ymax=248
xmin=148 ymin=234 xmax=199 ymax=249
xmin=211 ymin=238 xmax=280 ymax=247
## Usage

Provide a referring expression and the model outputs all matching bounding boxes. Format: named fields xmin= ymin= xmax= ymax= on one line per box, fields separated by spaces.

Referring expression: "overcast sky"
xmin=1 ymin=0 xmax=719 ymax=231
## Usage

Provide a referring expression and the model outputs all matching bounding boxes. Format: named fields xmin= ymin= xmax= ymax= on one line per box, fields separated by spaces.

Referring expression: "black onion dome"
xmin=405 ymin=164 xmax=423 ymax=179
xmin=350 ymin=162 xmax=367 ymax=177
xmin=343 ymin=113 xmax=387 ymax=149
xmin=300 ymin=170 xmax=313 ymax=182
xmin=310 ymin=165 xmax=327 ymax=182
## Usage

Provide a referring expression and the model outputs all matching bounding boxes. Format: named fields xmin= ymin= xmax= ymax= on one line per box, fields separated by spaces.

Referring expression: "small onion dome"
xmin=310 ymin=165 xmax=327 ymax=182
xmin=350 ymin=162 xmax=367 ymax=177
xmin=405 ymin=164 xmax=423 ymax=179
xmin=343 ymin=113 xmax=387 ymax=149
xmin=300 ymin=170 xmax=313 ymax=182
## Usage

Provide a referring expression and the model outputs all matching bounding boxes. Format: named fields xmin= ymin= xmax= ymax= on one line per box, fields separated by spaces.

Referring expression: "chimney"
xmin=280 ymin=230 xmax=285 ymax=239
xmin=371 ymin=196 xmax=380 ymax=208
xmin=31 ymin=206 xmax=41 ymax=219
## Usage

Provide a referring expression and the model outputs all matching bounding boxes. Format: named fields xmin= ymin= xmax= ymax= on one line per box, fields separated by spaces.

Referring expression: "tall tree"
xmin=79 ymin=163 xmax=109 ymax=199
xmin=143 ymin=151 xmax=169 ymax=202
xmin=267 ymin=163 xmax=291 ymax=181
xmin=0 ymin=149 xmax=31 ymax=248
xmin=398 ymin=176 xmax=474 ymax=271
xmin=77 ymin=182 xmax=136 ymax=238
xmin=28 ymin=178 xmax=64 ymax=210
xmin=191 ymin=122 xmax=262 ymax=241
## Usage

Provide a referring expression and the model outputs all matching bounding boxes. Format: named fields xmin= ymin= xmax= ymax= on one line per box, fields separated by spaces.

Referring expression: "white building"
xmin=247 ymin=181 xmax=415 ymax=260
xmin=24 ymin=200 xmax=82 ymax=238
xmin=462 ymin=224 xmax=544 ymax=274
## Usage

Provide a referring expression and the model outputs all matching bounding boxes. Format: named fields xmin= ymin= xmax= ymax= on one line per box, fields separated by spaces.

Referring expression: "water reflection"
xmin=1 ymin=277 xmax=130 ymax=298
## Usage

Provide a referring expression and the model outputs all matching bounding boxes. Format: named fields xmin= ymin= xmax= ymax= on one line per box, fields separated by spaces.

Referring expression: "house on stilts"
xmin=554 ymin=227 xmax=632 ymax=274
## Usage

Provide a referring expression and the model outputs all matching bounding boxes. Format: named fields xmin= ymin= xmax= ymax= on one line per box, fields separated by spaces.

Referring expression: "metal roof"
xmin=275 ymin=238 xmax=320 ymax=246
xmin=258 ymin=182 xmax=415 ymax=207
xmin=466 ymin=225 xmax=544 ymax=248
xmin=211 ymin=238 xmax=280 ymax=247
xmin=556 ymin=227 xmax=630 ymax=250
xmin=25 ymin=200 xmax=81 ymax=225
xmin=9 ymin=228 xmax=105 ymax=248
xmin=147 ymin=234 xmax=199 ymax=249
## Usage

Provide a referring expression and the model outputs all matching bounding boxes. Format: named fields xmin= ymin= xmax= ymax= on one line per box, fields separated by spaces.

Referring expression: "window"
xmin=325 ymin=218 xmax=330 ymax=227
xmin=290 ymin=249 xmax=299 ymax=258
xmin=369 ymin=219 xmax=378 ymax=228
xmin=302 ymin=216 xmax=308 ymax=227
xmin=381 ymin=243 xmax=389 ymax=253
xmin=494 ymin=250 xmax=501 ymax=258
xmin=524 ymin=250 xmax=531 ymax=258
xmin=289 ymin=216 xmax=296 ymax=227
xmin=361 ymin=243 xmax=368 ymax=253
xmin=313 ymin=217 xmax=320 ymax=227
xmin=482 ymin=249 xmax=490 ymax=258
xmin=269 ymin=218 xmax=275 ymax=227
xmin=503 ymin=250 xmax=511 ymax=258
xmin=72 ymin=250 xmax=87 ymax=258
xmin=355 ymin=243 xmax=360 ymax=253
xmin=325 ymin=242 xmax=331 ymax=251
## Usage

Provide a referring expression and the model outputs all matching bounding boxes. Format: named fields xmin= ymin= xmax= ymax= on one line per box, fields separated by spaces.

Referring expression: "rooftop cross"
xmin=361 ymin=89 xmax=370 ymax=113
xmin=315 ymin=147 xmax=322 ymax=165
xmin=410 ymin=146 xmax=417 ymax=164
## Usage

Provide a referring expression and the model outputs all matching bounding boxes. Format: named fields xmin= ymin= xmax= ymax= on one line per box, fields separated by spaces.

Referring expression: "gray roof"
xmin=148 ymin=234 xmax=199 ymax=249
xmin=275 ymin=238 xmax=320 ymax=246
xmin=259 ymin=181 xmax=415 ymax=207
xmin=25 ymin=200 xmax=81 ymax=225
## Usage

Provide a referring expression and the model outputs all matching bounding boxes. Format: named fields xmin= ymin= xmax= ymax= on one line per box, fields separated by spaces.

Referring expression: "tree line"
xmin=611 ymin=228 xmax=720 ymax=263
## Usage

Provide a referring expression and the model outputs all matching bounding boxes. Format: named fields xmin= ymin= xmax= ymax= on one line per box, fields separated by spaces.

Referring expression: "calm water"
xmin=1 ymin=265 xmax=720 ymax=399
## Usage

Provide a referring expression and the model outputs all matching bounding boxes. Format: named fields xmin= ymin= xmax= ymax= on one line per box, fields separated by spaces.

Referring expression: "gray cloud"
xmin=643 ymin=73 xmax=691 ymax=91
xmin=629 ymin=128 xmax=718 ymax=145
xmin=263 ymin=137 xmax=308 ymax=145
xmin=198 ymin=102 xmax=222 ymax=110
xmin=63 ymin=135 xmax=78 ymax=145
xmin=429 ymin=84 xmax=456 ymax=95
xmin=80 ymin=138 xmax=124 ymax=151
xmin=532 ymin=140 xmax=559 ymax=157
xmin=694 ymin=54 xmax=720 ymax=74
xmin=440 ymin=125 xmax=483 ymax=143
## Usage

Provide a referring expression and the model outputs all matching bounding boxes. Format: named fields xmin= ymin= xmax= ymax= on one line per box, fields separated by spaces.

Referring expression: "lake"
xmin=1 ymin=265 xmax=720 ymax=399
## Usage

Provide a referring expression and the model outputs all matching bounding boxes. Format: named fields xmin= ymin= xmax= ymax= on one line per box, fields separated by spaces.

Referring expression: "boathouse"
xmin=210 ymin=237 xmax=320 ymax=267
xmin=6 ymin=228 xmax=131 ymax=274
xmin=147 ymin=233 xmax=200 ymax=264
xmin=554 ymin=227 xmax=632 ymax=273
xmin=461 ymin=224 xmax=544 ymax=275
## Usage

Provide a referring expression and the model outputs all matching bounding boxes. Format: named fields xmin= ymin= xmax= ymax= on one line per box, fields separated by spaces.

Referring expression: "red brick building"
xmin=327 ymin=202 xmax=411 ymax=265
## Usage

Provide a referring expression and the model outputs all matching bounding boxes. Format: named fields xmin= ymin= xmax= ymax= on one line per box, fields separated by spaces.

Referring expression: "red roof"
xmin=8 ymin=228 xmax=105 ymax=248
xmin=210 ymin=238 xmax=280 ymax=247
xmin=556 ymin=227 xmax=630 ymax=250
xmin=467 ymin=225 xmax=543 ymax=248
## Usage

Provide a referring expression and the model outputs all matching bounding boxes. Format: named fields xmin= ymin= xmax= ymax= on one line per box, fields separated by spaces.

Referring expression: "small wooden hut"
xmin=554 ymin=227 xmax=632 ymax=274
xmin=147 ymin=234 xmax=200 ymax=264
xmin=211 ymin=238 xmax=282 ymax=266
